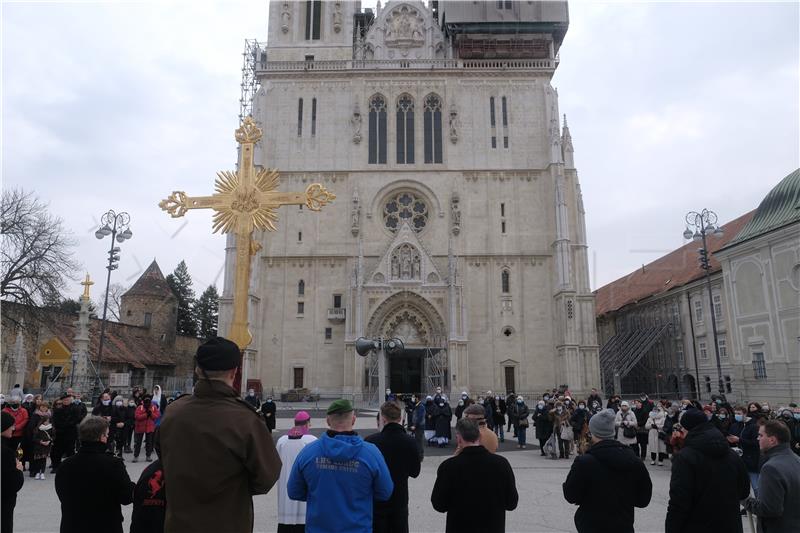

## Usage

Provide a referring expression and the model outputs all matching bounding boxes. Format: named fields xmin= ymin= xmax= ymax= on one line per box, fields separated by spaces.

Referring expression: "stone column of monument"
xmin=71 ymin=275 xmax=94 ymax=394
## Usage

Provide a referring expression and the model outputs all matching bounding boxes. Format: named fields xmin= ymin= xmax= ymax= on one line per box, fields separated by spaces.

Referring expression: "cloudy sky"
xmin=3 ymin=0 xmax=798 ymax=303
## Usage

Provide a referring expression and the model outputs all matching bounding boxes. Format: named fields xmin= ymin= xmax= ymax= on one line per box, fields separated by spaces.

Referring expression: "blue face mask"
xmin=735 ymin=414 xmax=744 ymax=422
xmin=794 ymin=413 xmax=800 ymax=420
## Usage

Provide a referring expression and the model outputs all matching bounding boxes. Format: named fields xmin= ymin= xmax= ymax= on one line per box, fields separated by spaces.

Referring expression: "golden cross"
xmin=158 ymin=116 xmax=335 ymax=349
xmin=80 ymin=273 xmax=94 ymax=300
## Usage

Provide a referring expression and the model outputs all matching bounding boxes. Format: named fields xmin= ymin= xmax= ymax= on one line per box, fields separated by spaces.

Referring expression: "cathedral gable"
xmin=368 ymin=222 xmax=444 ymax=287
xmin=364 ymin=1 xmax=445 ymax=60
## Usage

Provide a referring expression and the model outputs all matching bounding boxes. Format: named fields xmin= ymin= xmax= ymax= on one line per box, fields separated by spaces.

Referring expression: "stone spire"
xmin=72 ymin=273 xmax=93 ymax=393
xmin=562 ymin=114 xmax=575 ymax=168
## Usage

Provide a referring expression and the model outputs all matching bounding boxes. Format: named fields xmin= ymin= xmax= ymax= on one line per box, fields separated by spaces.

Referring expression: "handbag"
xmin=544 ymin=434 xmax=558 ymax=459
xmin=623 ymin=425 xmax=637 ymax=439
xmin=518 ymin=417 xmax=529 ymax=428
xmin=560 ymin=422 xmax=574 ymax=441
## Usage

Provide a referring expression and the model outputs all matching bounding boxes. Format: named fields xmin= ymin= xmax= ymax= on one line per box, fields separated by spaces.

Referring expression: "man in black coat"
xmin=365 ymin=401 xmax=422 ymax=533
xmin=431 ymin=418 xmax=518 ymax=533
xmin=2 ymin=412 xmax=24 ymax=533
xmin=261 ymin=396 xmax=276 ymax=433
xmin=55 ymin=415 xmax=135 ymax=533
xmin=563 ymin=409 xmax=652 ymax=533
xmin=51 ymin=394 xmax=82 ymax=471
xmin=665 ymin=409 xmax=749 ymax=533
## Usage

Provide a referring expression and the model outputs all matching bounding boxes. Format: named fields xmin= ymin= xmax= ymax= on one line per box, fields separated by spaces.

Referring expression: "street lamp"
xmin=92 ymin=210 xmax=132 ymax=399
xmin=683 ymin=208 xmax=725 ymax=399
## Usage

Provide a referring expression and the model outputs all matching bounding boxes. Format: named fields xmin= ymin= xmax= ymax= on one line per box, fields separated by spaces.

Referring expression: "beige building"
xmin=219 ymin=1 xmax=599 ymax=400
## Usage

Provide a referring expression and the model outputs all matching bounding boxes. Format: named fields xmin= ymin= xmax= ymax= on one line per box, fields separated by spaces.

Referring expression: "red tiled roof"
xmin=123 ymin=260 xmax=175 ymax=299
xmin=50 ymin=314 xmax=179 ymax=368
xmin=594 ymin=211 xmax=755 ymax=316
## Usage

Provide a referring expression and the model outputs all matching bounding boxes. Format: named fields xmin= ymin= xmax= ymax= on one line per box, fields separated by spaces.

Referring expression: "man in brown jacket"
xmin=159 ymin=337 xmax=281 ymax=533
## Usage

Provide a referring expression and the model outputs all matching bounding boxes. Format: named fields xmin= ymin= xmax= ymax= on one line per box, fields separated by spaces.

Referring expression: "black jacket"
xmin=431 ymin=445 xmax=518 ymax=533
xmin=739 ymin=417 xmax=761 ymax=472
xmin=563 ymin=439 xmax=652 ymax=533
xmin=434 ymin=404 xmax=452 ymax=438
xmin=365 ymin=423 xmax=422 ymax=532
xmin=55 ymin=441 xmax=135 ymax=533
xmin=53 ymin=403 xmax=82 ymax=434
xmin=2 ymin=437 xmax=24 ymax=533
xmin=533 ymin=406 xmax=553 ymax=439
xmin=261 ymin=400 xmax=276 ymax=430
xmin=665 ymin=423 xmax=750 ymax=533
xmin=130 ymin=459 xmax=166 ymax=533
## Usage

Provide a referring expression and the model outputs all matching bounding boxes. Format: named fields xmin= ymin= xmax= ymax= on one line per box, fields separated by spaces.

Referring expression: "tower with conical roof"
xmin=120 ymin=260 xmax=177 ymax=345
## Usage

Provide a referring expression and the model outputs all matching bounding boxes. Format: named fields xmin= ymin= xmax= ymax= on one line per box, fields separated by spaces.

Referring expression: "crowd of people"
xmin=2 ymin=336 xmax=800 ymax=533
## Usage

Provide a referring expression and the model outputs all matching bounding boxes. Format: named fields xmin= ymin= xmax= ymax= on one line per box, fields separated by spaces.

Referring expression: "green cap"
xmin=326 ymin=399 xmax=354 ymax=415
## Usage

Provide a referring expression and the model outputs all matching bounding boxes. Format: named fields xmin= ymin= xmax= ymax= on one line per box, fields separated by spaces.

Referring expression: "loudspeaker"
xmin=385 ymin=338 xmax=404 ymax=356
xmin=355 ymin=337 xmax=379 ymax=357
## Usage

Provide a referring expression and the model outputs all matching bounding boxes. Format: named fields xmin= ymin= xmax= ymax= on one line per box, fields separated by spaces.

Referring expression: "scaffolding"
xmin=239 ymin=39 xmax=267 ymax=124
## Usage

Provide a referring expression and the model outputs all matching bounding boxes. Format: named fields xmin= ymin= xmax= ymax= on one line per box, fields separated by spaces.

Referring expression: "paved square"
xmin=11 ymin=413 xmax=751 ymax=533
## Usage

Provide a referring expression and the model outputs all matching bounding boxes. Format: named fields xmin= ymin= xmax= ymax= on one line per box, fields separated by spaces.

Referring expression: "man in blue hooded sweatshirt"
xmin=288 ymin=399 xmax=393 ymax=533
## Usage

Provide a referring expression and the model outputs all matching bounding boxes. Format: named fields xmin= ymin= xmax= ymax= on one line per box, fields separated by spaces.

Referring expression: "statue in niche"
xmin=412 ymin=257 xmax=420 ymax=279
xmin=450 ymin=192 xmax=461 ymax=236
xmin=401 ymin=253 xmax=412 ymax=279
xmin=351 ymin=189 xmax=360 ymax=236
xmin=280 ymin=2 xmax=291 ymax=33
xmin=391 ymin=244 xmax=421 ymax=280
xmin=351 ymin=102 xmax=362 ymax=144
xmin=391 ymin=255 xmax=400 ymax=279
xmin=332 ymin=1 xmax=343 ymax=33
xmin=449 ymin=102 xmax=459 ymax=144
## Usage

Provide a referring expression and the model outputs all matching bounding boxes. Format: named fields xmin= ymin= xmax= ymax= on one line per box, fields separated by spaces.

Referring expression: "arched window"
xmin=298 ymin=280 xmax=305 ymax=296
xmin=423 ymin=94 xmax=443 ymax=163
xmin=501 ymin=270 xmax=510 ymax=293
xmin=396 ymin=94 xmax=414 ymax=164
xmin=368 ymin=94 xmax=387 ymax=164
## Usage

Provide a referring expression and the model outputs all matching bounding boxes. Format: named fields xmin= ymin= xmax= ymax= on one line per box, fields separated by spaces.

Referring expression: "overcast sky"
xmin=3 ymin=0 xmax=798 ymax=304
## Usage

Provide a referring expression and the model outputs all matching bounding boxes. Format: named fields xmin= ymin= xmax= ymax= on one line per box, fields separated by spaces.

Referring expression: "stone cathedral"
xmin=218 ymin=0 xmax=600 ymax=400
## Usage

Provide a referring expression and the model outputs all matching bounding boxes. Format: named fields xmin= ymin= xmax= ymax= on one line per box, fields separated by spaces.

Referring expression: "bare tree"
xmin=106 ymin=282 xmax=127 ymax=322
xmin=1 ymin=188 xmax=80 ymax=310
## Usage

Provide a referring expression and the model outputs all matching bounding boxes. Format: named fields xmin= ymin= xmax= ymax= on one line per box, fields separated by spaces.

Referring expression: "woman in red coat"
xmin=133 ymin=395 xmax=159 ymax=463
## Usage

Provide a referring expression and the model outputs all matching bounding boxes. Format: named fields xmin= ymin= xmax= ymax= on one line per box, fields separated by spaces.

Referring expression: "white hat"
xmin=517 ymin=395 xmax=524 ymax=401
xmin=620 ymin=400 xmax=630 ymax=408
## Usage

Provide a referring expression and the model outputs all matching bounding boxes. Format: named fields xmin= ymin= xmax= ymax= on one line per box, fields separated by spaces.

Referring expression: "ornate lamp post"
xmin=683 ymin=209 xmax=725 ymax=399
xmin=92 ymin=210 xmax=133 ymax=399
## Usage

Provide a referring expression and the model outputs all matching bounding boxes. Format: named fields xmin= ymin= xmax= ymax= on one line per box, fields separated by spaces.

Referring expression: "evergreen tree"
xmin=166 ymin=260 xmax=197 ymax=336
xmin=195 ymin=285 xmax=219 ymax=339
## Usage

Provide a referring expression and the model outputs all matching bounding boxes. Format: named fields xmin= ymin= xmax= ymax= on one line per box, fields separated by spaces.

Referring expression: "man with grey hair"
xmin=55 ymin=415 xmax=134 ymax=533
xmin=432 ymin=418 xmax=518 ymax=532
xmin=454 ymin=403 xmax=498 ymax=455
xmin=563 ymin=409 xmax=652 ymax=533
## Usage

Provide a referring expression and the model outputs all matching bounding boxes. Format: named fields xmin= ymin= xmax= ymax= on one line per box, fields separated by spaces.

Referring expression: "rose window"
xmin=383 ymin=191 xmax=428 ymax=232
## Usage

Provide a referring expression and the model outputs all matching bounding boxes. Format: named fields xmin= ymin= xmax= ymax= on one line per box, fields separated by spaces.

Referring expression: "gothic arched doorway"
xmin=366 ymin=291 xmax=446 ymax=395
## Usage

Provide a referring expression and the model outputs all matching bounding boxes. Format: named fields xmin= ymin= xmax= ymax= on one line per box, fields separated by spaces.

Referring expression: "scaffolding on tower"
xmin=239 ymin=39 xmax=267 ymax=124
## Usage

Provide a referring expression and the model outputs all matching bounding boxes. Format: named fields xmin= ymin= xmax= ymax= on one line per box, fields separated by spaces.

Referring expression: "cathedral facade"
xmin=219 ymin=0 xmax=599 ymax=399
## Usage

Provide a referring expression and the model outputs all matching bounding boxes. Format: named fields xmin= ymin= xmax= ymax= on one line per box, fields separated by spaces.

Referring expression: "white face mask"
xmin=115 ymin=402 xmax=123 ymax=407
xmin=102 ymin=400 xmax=111 ymax=406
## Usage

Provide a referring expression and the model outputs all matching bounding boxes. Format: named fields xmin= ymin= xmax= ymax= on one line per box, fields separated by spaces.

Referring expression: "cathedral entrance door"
xmin=389 ymin=348 xmax=424 ymax=394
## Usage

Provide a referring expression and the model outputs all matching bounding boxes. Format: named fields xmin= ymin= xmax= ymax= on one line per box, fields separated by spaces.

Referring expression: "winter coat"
xmin=411 ymin=402 xmax=425 ymax=429
xmin=550 ymin=407 xmax=570 ymax=436
xmin=159 ymin=379 xmax=281 ymax=533
xmin=514 ymin=403 xmax=530 ymax=427
xmin=743 ymin=443 xmax=800 ymax=533
xmin=615 ymin=409 xmax=638 ymax=445
xmin=2 ymin=407 xmax=28 ymax=439
xmin=261 ymin=400 xmax=277 ymax=431
xmin=493 ymin=398 xmax=506 ymax=426
xmin=130 ymin=459 xmax=166 ymax=533
xmin=665 ymin=422 xmax=750 ymax=533
xmin=533 ymin=406 xmax=553 ymax=440
xmin=570 ymin=408 xmax=590 ymax=435
xmin=288 ymin=431 xmax=393 ymax=533
xmin=55 ymin=441 xmax=134 ymax=533
xmin=434 ymin=404 xmax=453 ymax=439
xmin=109 ymin=405 xmax=127 ymax=433
xmin=124 ymin=405 xmax=136 ymax=429
xmin=33 ymin=425 xmax=54 ymax=460
xmin=633 ymin=407 xmax=649 ymax=435
xmin=454 ymin=404 xmax=465 ymax=420
xmin=740 ymin=417 xmax=762 ymax=472
xmin=646 ymin=410 xmax=667 ymax=454
xmin=431 ymin=445 xmax=518 ymax=533
xmin=244 ymin=394 xmax=261 ymax=411
xmin=1 ymin=437 xmax=24 ymax=533
xmin=424 ymin=401 xmax=437 ymax=431
xmin=92 ymin=402 xmax=113 ymax=419
xmin=563 ymin=438 xmax=653 ymax=533
xmin=365 ymin=422 xmax=422 ymax=532
xmin=134 ymin=404 xmax=160 ymax=434
xmin=53 ymin=403 xmax=82 ymax=437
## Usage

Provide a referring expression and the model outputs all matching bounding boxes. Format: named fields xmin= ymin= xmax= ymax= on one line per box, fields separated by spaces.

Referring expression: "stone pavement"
xmin=12 ymin=414 xmax=753 ymax=533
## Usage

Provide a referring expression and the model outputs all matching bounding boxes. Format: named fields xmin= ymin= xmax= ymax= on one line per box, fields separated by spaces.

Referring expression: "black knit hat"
xmin=196 ymin=336 xmax=242 ymax=370
xmin=681 ymin=408 xmax=707 ymax=431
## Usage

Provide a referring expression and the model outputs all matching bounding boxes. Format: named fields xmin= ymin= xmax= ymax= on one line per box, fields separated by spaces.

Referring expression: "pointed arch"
xmin=423 ymin=93 xmax=443 ymax=163
xmin=298 ymin=279 xmax=305 ymax=296
xmin=368 ymin=94 xmax=387 ymax=164
xmin=396 ymin=94 xmax=415 ymax=164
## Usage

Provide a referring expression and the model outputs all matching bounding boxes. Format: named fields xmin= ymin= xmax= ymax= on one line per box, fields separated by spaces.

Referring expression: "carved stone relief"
xmin=351 ymin=102 xmax=362 ymax=144
xmin=391 ymin=243 xmax=421 ymax=280
xmin=449 ymin=102 xmax=459 ymax=144
xmin=351 ymin=189 xmax=361 ymax=236
xmin=332 ymin=1 xmax=343 ymax=33
xmin=280 ymin=2 xmax=291 ymax=33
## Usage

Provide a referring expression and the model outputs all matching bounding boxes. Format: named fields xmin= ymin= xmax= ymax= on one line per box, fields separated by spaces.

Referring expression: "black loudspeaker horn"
xmin=355 ymin=337 xmax=379 ymax=357
xmin=385 ymin=338 xmax=404 ymax=356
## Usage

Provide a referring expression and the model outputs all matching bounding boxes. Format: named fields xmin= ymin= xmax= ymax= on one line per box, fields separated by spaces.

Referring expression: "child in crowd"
xmin=31 ymin=414 xmax=53 ymax=479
